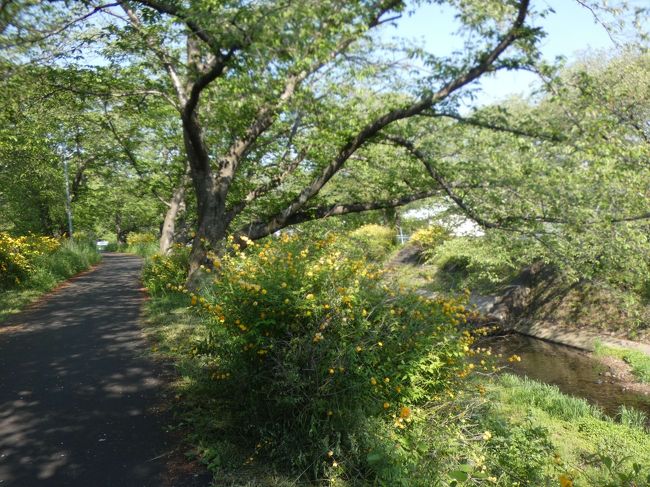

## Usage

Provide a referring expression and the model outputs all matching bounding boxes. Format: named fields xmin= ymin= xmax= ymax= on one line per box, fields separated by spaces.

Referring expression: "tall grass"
xmin=618 ymin=405 xmax=648 ymax=430
xmin=498 ymin=373 xmax=605 ymax=421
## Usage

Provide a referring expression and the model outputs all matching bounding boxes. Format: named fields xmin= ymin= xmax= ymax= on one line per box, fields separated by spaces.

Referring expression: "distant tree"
xmin=386 ymin=50 xmax=650 ymax=286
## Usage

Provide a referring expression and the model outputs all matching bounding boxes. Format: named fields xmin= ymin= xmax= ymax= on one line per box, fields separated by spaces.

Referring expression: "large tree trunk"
xmin=182 ymin=126 xmax=230 ymax=281
xmin=187 ymin=190 xmax=228 ymax=278
xmin=159 ymin=173 xmax=188 ymax=254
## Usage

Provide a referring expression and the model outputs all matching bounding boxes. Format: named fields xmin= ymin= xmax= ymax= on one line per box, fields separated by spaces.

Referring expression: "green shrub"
xmin=479 ymin=417 xmax=555 ymax=484
xmin=178 ymin=234 xmax=469 ymax=482
xmin=142 ymin=244 xmax=190 ymax=295
xmin=433 ymin=237 xmax=518 ymax=293
xmin=347 ymin=224 xmax=396 ymax=262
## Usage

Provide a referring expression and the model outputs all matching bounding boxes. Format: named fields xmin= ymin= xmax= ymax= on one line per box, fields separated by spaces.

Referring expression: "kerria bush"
xmin=410 ymin=225 xmax=450 ymax=260
xmin=142 ymin=243 xmax=190 ymax=295
xmin=0 ymin=233 xmax=59 ymax=289
xmin=176 ymin=234 xmax=470 ymax=482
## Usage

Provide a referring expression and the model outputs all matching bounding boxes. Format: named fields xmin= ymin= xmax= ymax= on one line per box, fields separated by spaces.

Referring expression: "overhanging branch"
xmin=239 ymin=189 xmax=443 ymax=241
xmin=258 ymin=0 xmax=532 ymax=231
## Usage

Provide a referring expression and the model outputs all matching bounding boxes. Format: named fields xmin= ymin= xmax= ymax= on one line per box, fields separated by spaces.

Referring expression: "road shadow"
xmin=0 ymin=254 xmax=209 ymax=486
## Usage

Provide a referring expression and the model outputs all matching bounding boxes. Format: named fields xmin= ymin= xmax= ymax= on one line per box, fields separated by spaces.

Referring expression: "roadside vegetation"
xmin=2 ymin=1 xmax=650 ymax=485
xmin=105 ymin=232 xmax=160 ymax=258
xmin=141 ymin=229 xmax=650 ymax=486
xmin=0 ymin=233 xmax=101 ymax=322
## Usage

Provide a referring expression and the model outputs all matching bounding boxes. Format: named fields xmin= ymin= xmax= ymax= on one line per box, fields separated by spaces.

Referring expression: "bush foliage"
xmin=149 ymin=234 xmax=470 ymax=482
xmin=410 ymin=225 xmax=450 ymax=257
xmin=0 ymin=232 xmax=60 ymax=289
xmin=0 ymin=235 xmax=101 ymax=322
xmin=142 ymin=243 xmax=190 ymax=295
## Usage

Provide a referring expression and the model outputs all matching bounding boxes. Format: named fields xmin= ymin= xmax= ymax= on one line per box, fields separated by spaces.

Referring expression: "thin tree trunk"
xmin=159 ymin=172 xmax=189 ymax=254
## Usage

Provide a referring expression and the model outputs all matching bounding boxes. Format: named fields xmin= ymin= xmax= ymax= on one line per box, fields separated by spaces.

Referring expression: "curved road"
xmin=0 ymin=254 xmax=209 ymax=486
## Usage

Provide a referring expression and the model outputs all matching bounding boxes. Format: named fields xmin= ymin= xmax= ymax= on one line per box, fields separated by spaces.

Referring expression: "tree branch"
xmin=240 ymin=189 xmax=442 ymax=241
xmin=121 ymin=2 xmax=187 ymax=105
xmin=421 ymin=110 xmax=565 ymax=142
xmin=103 ymin=109 xmax=171 ymax=207
xmin=226 ymin=148 xmax=309 ymax=221
xmin=260 ymin=0 xmax=531 ymax=231
xmin=215 ymin=0 xmax=405 ymax=192
xmin=385 ymin=135 xmax=499 ymax=229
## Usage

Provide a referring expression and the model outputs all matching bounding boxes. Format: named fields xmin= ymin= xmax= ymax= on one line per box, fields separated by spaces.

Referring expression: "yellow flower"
xmin=281 ymin=282 xmax=287 ymax=288
xmin=328 ymin=368 xmax=335 ymax=375
xmin=482 ymin=431 xmax=492 ymax=441
xmin=383 ymin=377 xmax=389 ymax=383
xmin=306 ymin=293 xmax=314 ymax=300
xmin=370 ymin=377 xmax=377 ymax=385
xmin=559 ymin=475 xmax=573 ymax=487
xmin=327 ymin=450 xmax=334 ymax=457
xmin=377 ymin=341 xmax=383 ymax=347
xmin=355 ymin=346 xmax=362 ymax=352
xmin=399 ymin=406 xmax=411 ymax=419
xmin=383 ymin=402 xmax=390 ymax=409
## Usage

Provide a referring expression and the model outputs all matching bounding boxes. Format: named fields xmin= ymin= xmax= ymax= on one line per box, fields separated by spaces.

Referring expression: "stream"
xmin=486 ymin=333 xmax=650 ymax=418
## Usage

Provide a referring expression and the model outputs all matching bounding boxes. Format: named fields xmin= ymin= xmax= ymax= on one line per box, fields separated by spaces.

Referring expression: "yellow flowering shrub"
xmin=142 ymin=244 xmax=190 ymax=294
xmin=127 ymin=232 xmax=157 ymax=245
xmin=0 ymin=233 xmax=60 ymax=289
xmin=410 ymin=225 xmax=450 ymax=259
xmin=180 ymin=234 xmax=469 ymax=481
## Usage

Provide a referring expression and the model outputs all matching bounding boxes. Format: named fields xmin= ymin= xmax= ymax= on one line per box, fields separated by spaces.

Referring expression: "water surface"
xmin=487 ymin=333 xmax=650 ymax=417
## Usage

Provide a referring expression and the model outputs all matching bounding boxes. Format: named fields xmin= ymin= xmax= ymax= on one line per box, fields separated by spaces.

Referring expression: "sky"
xmin=383 ymin=0 xmax=618 ymax=106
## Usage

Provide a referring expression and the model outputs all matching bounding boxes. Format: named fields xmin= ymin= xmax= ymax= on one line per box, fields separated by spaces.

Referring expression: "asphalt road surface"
xmin=0 ymin=254 xmax=209 ymax=486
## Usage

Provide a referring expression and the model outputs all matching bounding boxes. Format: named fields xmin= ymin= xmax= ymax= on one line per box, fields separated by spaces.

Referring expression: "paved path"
xmin=0 ymin=254 xmax=208 ymax=486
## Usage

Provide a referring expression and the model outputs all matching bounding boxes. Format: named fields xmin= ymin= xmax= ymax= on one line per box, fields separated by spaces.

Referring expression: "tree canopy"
xmin=1 ymin=0 xmax=648 ymax=282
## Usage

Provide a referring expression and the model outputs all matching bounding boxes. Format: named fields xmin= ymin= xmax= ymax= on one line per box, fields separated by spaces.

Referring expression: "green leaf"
xmin=449 ymin=470 xmax=469 ymax=482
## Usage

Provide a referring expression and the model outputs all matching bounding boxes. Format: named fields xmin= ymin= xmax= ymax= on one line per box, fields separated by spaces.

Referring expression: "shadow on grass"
xmin=143 ymin=294 xmax=306 ymax=487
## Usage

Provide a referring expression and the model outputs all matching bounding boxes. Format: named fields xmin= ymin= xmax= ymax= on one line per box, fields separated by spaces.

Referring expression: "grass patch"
xmin=618 ymin=405 xmax=648 ymax=430
xmin=496 ymin=373 xmax=605 ymax=421
xmin=0 ymin=239 xmax=101 ymax=323
xmin=594 ymin=343 xmax=650 ymax=383
xmin=486 ymin=374 xmax=650 ymax=485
